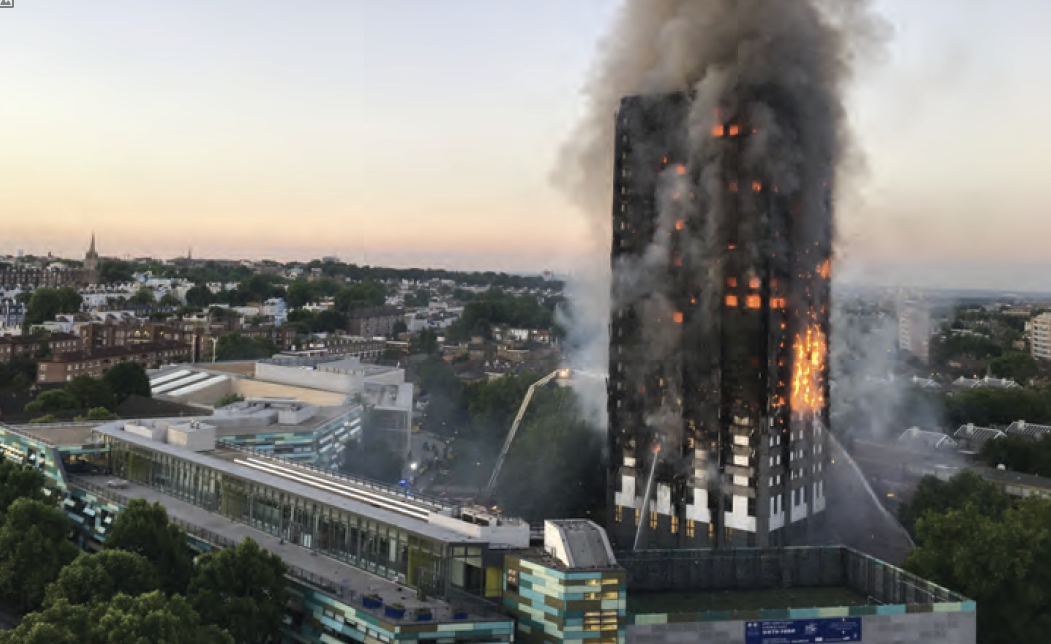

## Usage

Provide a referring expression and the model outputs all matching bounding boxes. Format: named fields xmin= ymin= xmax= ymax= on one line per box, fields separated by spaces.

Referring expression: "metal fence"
xmin=619 ymin=547 xmax=845 ymax=594
xmin=217 ymin=440 xmax=450 ymax=510
xmin=0 ymin=423 xmax=58 ymax=447
xmin=67 ymin=475 xmax=351 ymax=597
xmin=617 ymin=546 xmax=970 ymax=606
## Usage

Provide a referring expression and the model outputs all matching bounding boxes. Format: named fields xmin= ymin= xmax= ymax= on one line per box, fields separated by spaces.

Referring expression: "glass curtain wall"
xmin=106 ymin=438 xmax=458 ymax=597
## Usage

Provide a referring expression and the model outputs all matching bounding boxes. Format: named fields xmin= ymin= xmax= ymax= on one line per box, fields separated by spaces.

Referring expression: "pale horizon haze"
xmin=2 ymin=1 xmax=1050 ymax=289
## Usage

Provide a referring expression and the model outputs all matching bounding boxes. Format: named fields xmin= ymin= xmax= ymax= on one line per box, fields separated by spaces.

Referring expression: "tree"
xmin=0 ymin=357 xmax=37 ymax=393
xmin=23 ymin=288 xmax=82 ymax=326
xmin=28 ymin=414 xmax=58 ymax=424
xmin=103 ymin=499 xmax=194 ymax=596
xmin=905 ymin=498 xmax=1051 ymax=644
xmin=128 ymin=288 xmax=156 ymax=306
xmin=334 ymin=280 xmax=386 ymax=312
xmin=74 ymin=407 xmax=120 ymax=421
xmin=24 ymin=389 xmax=75 ymax=415
xmin=980 ymin=434 xmax=1051 ymax=479
xmin=94 ymin=592 xmax=234 ymax=644
xmin=159 ymin=292 xmax=182 ymax=308
xmin=313 ymin=309 xmax=346 ymax=334
xmin=188 ymin=538 xmax=289 ymax=644
xmin=285 ymin=280 xmax=315 ymax=310
xmin=0 ymin=499 xmax=79 ymax=611
xmin=898 ymin=471 xmax=1010 ymax=539
xmin=43 ymin=550 xmax=158 ymax=609
xmin=99 ymin=259 xmax=135 ymax=284
xmin=103 ymin=362 xmax=151 ymax=404
xmin=214 ymin=333 xmax=278 ymax=361
xmin=410 ymin=329 xmax=439 ymax=355
xmin=0 ymin=460 xmax=47 ymax=514
xmin=185 ymin=285 xmax=215 ymax=308
xmin=0 ymin=600 xmax=91 ymax=644
xmin=214 ymin=393 xmax=245 ymax=408
xmin=391 ymin=320 xmax=408 ymax=337
xmin=989 ymin=352 xmax=1038 ymax=384
xmin=65 ymin=375 xmax=116 ymax=411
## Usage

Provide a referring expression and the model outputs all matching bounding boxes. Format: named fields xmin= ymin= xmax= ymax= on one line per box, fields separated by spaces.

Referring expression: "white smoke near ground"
xmin=554 ymin=0 xmax=889 ymax=434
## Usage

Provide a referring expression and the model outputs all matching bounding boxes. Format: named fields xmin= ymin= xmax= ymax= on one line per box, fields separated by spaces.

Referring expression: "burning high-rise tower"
xmin=607 ymin=91 xmax=833 ymax=550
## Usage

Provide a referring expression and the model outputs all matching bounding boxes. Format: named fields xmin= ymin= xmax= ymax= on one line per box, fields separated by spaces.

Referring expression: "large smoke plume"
xmin=556 ymin=0 xmax=887 ymax=432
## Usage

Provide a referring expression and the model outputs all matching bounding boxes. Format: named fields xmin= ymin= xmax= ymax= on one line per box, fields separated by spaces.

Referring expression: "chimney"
xmin=967 ymin=423 xmax=974 ymax=435
xmin=1018 ymin=420 xmax=1027 ymax=429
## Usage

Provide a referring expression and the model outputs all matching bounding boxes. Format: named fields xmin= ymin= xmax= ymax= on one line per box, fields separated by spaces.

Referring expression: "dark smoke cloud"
xmin=555 ymin=0 xmax=888 ymax=429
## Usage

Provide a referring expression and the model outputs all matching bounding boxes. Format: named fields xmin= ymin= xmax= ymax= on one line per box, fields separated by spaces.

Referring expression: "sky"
xmin=1 ymin=1 xmax=1050 ymax=288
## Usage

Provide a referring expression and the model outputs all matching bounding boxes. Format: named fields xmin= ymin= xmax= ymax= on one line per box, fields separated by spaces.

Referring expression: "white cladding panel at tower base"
xmin=685 ymin=487 xmax=710 ymax=523
xmin=615 ymin=471 xmax=637 ymax=509
xmin=656 ymin=484 xmax=672 ymax=515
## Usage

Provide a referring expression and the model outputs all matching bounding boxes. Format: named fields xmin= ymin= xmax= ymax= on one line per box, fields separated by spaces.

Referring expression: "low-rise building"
xmin=348 ymin=306 xmax=403 ymax=337
xmin=37 ymin=340 xmax=191 ymax=383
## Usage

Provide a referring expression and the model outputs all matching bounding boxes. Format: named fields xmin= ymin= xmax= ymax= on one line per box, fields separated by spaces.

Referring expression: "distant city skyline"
xmin=3 ymin=1 xmax=1051 ymax=289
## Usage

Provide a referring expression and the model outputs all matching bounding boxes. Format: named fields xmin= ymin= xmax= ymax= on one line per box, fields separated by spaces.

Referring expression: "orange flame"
xmin=673 ymin=312 xmax=684 ymax=324
xmin=712 ymin=125 xmax=725 ymax=137
xmin=746 ymin=295 xmax=761 ymax=309
xmin=725 ymin=295 xmax=739 ymax=307
xmin=729 ymin=125 xmax=741 ymax=136
xmin=727 ymin=277 xmax=738 ymax=287
xmin=677 ymin=165 xmax=686 ymax=175
xmin=752 ymin=181 xmax=763 ymax=192
xmin=675 ymin=220 xmax=685 ymax=231
xmin=791 ymin=325 xmax=828 ymax=414
xmin=749 ymin=277 xmax=761 ymax=289
xmin=818 ymin=259 xmax=831 ymax=279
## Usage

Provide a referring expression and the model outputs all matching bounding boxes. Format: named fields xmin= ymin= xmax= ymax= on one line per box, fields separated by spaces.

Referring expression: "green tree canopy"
xmin=0 ymin=460 xmax=47 ymax=515
xmin=410 ymin=328 xmax=439 ymax=355
xmin=0 ymin=600 xmax=91 ymax=644
xmin=285 ymin=280 xmax=316 ymax=309
xmin=905 ymin=498 xmax=1051 ymax=644
xmin=95 ymin=592 xmax=234 ymax=644
xmin=214 ymin=393 xmax=245 ymax=408
xmin=334 ymin=280 xmax=387 ymax=312
xmin=65 ymin=375 xmax=116 ymax=411
xmin=213 ymin=333 xmax=278 ymax=361
xmin=24 ymin=389 xmax=76 ymax=415
xmin=898 ymin=471 xmax=1011 ymax=540
xmin=0 ymin=499 xmax=79 ymax=611
xmin=989 ymin=352 xmax=1038 ymax=384
xmin=23 ymin=288 xmax=82 ymax=326
xmin=0 ymin=357 xmax=38 ymax=393
xmin=74 ymin=407 xmax=120 ymax=422
xmin=980 ymin=434 xmax=1051 ymax=479
xmin=103 ymin=499 xmax=194 ymax=596
xmin=127 ymin=288 xmax=156 ymax=306
xmin=185 ymin=284 xmax=216 ymax=308
xmin=98 ymin=259 xmax=135 ymax=284
xmin=103 ymin=362 xmax=151 ymax=404
xmin=43 ymin=550 xmax=158 ymax=608
xmin=188 ymin=538 xmax=289 ymax=644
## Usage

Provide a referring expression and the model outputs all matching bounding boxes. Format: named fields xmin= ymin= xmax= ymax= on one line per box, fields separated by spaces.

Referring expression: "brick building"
xmin=0 ymin=333 xmax=80 ymax=363
xmin=37 ymin=340 xmax=191 ymax=383
xmin=347 ymin=306 xmax=403 ymax=337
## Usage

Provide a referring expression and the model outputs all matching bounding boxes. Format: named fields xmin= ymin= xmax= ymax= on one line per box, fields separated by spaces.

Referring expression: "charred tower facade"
xmin=608 ymin=93 xmax=832 ymax=550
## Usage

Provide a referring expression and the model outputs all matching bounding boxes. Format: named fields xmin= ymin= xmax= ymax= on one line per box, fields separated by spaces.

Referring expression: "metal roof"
xmin=91 ymin=423 xmax=478 ymax=545
xmin=1006 ymin=421 xmax=1051 ymax=440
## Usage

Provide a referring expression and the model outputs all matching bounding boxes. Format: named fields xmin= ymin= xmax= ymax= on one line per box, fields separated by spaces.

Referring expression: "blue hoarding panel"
xmin=745 ymin=617 xmax=862 ymax=644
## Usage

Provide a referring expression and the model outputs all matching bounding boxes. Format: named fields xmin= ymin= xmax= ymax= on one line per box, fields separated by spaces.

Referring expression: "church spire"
xmin=89 ymin=232 xmax=96 ymax=255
